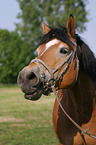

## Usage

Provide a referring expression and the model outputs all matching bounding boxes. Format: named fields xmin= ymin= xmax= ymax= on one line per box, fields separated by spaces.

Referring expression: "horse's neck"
xmin=61 ymin=72 xmax=96 ymax=125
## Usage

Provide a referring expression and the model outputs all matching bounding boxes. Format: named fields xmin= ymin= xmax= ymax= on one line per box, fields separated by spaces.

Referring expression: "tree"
xmin=16 ymin=0 xmax=89 ymax=49
xmin=0 ymin=29 xmax=31 ymax=83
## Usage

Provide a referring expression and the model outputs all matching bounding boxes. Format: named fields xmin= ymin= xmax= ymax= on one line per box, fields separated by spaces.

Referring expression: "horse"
xmin=17 ymin=15 xmax=96 ymax=145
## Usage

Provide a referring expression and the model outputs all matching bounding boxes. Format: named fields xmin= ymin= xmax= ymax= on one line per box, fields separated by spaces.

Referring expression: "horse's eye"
xmin=60 ymin=48 xmax=68 ymax=54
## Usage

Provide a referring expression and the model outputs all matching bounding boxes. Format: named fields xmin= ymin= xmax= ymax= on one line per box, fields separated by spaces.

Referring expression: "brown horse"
xmin=17 ymin=15 xmax=96 ymax=145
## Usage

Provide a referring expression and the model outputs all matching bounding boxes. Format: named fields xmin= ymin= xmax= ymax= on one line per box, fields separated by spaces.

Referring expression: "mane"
xmin=76 ymin=35 xmax=96 ymax=81
xmin=40 ymin=26 xmax=73 ymax=49
xmin=40 ymin=25 xmax=96 ymax=81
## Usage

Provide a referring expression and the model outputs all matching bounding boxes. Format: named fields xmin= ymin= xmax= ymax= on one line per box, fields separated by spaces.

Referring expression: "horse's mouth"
xmin=24 ymin=83 xmax=53 ymax=101
xmin=25 ymin=92 xmax=36 ymax=100
xmin=24 ymin=89 xmax=43 ymax=101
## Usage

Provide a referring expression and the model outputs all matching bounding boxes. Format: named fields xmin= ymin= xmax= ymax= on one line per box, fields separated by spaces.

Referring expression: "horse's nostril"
xmin=26 ymin=72 xmax=39 ymax=86
xmin=27 ymin=72 xmax=36 ymax=80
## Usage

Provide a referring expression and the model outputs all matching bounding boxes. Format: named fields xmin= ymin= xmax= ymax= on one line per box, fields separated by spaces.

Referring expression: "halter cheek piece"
xmin=31 ymin=39 xmax=96 ymax=139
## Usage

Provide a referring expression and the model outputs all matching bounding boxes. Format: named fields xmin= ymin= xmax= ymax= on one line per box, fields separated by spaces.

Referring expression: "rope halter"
xmin=31 ymin=39 xmax=79 ymax=91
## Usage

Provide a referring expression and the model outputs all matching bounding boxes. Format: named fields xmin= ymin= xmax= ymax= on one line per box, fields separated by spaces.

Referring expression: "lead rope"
xmin=51 ymin=85 xmax=96 ymax=139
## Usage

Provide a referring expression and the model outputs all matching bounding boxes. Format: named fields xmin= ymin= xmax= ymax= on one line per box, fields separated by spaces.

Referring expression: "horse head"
xmin=17 ymin=15 xmax=79 ymax=101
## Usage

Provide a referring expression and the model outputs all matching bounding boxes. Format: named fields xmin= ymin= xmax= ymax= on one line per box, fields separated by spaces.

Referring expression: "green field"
xmin=0 ymin=85 xmax=58 ymax=145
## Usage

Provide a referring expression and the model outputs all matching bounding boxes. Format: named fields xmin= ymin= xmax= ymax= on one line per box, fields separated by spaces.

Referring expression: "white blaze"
xmin=40 ymin=39 xmax=60 ymax=57
xmin=46 ymin=39 xmax=60 ymax=49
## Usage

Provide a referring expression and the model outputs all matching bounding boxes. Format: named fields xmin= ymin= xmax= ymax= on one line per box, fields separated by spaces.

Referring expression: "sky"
xmin=0 ymin=0 xmax=96 ymax=55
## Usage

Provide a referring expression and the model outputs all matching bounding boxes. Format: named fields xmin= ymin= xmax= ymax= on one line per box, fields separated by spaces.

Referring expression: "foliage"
xmin=16 ymin=0 xmax=89 ymax=49
xmin=0 ymin=0 xmax=89 ymax=84
xmin=0 ymin=85 xmax=58 ymax=145
xmin=0 ymin=29 xmax=32 ymax=83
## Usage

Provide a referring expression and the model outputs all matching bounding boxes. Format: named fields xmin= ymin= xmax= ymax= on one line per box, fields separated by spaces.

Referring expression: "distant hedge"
xmin=0 ymin=29 xmax=34 ymax=83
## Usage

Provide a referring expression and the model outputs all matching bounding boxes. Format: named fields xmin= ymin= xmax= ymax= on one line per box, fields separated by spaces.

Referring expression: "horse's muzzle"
xmin=17 ymin=66 xmax=44 ymax=100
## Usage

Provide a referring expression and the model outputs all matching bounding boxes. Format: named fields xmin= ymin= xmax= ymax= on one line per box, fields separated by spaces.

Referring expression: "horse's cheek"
xmin=59 ymin=61 xmax=77 ymax=88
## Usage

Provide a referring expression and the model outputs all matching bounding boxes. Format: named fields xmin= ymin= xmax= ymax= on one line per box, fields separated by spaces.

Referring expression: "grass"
xmin=0 ymin=85 xmax=58 ymax=145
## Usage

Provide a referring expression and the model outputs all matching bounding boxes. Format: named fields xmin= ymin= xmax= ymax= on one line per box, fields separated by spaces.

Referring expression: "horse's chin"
xmin=43 ymin=89 xmax=53 ymax=96
xmin=24 ymin=89 xmax=43 ymax=101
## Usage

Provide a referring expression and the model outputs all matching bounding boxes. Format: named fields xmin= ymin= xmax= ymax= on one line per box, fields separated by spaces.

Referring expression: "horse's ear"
xmin=42 ymin=21 xmax=51 ymax=34
xmin=66 ymin=14 xmax=75 ymax=38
